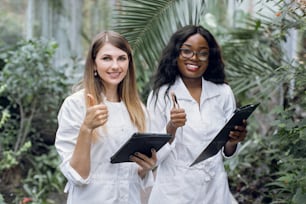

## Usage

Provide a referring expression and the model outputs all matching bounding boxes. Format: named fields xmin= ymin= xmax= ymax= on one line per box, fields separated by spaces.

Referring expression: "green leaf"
xmin=113 ymin=0 xmax=206 ymax=93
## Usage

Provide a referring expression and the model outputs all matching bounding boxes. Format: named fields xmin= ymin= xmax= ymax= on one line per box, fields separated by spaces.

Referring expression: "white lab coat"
xmin=147 ymin=77 xmax=237 ymax=204
xmin=55 ymin=90 xmax=154 ymax=204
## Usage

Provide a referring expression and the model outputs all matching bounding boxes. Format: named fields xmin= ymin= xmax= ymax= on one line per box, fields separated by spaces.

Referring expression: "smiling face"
xmin=177 ymin=33 xmax=209 ymax=82
xmin=94 ymin=43 xmax=129 ymax=90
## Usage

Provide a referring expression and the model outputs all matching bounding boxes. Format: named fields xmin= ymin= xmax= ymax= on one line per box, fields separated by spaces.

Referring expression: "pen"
xmin=173 ymin=93 xmax=180 ymax=108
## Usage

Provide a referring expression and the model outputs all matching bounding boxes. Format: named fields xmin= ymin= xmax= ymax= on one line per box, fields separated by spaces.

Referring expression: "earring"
xmin=94 ymin=70 xmax=98 ymax=76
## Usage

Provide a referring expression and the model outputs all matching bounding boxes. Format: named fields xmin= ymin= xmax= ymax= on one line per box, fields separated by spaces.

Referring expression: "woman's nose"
xmin=111 ymin=60 xmax=120 ymax=69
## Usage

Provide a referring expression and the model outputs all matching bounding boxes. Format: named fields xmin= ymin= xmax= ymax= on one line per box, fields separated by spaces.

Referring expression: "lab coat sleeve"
xmin=146 ymin=90 xmax=176 ymax=165
xmin=134 ymin=166 xmax=155 ymax=189
xmin=146 ymin=90 xmax=168 ymax=133
xmin=55 ymin=93 xmax=90 ymax=186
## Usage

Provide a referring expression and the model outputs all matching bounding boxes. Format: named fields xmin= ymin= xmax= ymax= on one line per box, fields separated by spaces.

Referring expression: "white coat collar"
xmin=172 ymin=76 xmax=221 ymax=103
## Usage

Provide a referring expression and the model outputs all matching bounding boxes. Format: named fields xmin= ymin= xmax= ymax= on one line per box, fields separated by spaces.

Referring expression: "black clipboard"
xmin=190 ymin=103 xmax=260 ymax=167
xmin=110 ymin=132 xmax=172 ymax=163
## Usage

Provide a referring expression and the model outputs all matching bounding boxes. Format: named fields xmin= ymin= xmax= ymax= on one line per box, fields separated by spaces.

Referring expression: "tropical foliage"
xmin=0 ymin=39 xmax=70 ymax=203
xmin=0 ymin=0 xmax=305 ymax=203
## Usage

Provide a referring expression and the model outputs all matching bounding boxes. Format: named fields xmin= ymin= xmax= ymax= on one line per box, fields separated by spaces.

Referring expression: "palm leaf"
xmin=113 ymin=0 xmax=205 ymax=49
xmin=221 ymin=2 xmax=304 ymax=101
xmin=112 ymin=0 xmax=206 ymax=94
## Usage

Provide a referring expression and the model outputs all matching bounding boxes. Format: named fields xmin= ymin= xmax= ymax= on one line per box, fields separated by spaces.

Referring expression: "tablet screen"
xmin=110 ymin=132 xmax=172 ymax=163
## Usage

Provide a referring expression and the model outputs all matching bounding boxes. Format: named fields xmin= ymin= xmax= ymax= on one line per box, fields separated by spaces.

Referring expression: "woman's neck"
xmin=103 ymin=86 xmax=120 ymax=102
xmin=182 ymin=77 xmax=202 ymax=104
xmin=182 ymin=77 xmax=202 ymax=90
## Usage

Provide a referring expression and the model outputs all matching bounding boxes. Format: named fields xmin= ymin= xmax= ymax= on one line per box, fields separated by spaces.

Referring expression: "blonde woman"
xmin=55 ymin=31 xmax=156 ymax=204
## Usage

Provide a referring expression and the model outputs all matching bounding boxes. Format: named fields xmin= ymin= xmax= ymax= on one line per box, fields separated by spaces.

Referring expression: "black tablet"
xmin=190 ymin=103 xmax=260 ymax=167
xmin=110 ymin=132 xmax=172 ymax=163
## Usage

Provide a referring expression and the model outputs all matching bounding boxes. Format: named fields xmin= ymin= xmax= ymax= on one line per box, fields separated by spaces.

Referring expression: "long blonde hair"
xmin=82 ymin=31 xmax=146 ymax=132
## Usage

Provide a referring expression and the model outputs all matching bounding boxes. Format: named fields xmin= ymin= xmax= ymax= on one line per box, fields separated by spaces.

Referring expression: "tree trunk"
xmin=26 ymin=0 xmax=34 ymax=40
xmin=53 ymin=0 xmax=84 ymax=82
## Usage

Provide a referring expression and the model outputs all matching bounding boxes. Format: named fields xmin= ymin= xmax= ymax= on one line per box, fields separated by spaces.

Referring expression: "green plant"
xmin=16 ymin=147 xmax=66 ymax=204
xmin=0 ymin=84 xmax=9 ymax=204
xmin=0 ymin=39 xmax=68 ymax=152
xmin=266 ymin=104 xmax=306 ymax=203
xmin=0 ymin=39 xmax=69 ymax=203
xmin=0 ymin=141 xmax=32 ymax=172
xmin=223 ymin=1 xmax=306 ymax=202
xmin=226 ymin=58 xmax=306 ymax=204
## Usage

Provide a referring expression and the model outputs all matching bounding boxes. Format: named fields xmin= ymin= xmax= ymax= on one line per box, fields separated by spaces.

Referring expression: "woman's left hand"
xmin=228 ymin=120 xmax=248 ymax=145
xmin=130 ymin=149 xmax=157 ymax=179
xmin=224 ymin=120 xmax=248 ymax=157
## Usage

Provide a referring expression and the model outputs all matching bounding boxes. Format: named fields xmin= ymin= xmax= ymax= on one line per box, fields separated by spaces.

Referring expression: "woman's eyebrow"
xmin=182 ymin=43 xmax=192 ymax=47
xmin=181 ymin=43 xmax=209 ymax=49
xmin=100 ymin=53 xmax=127 ymax=57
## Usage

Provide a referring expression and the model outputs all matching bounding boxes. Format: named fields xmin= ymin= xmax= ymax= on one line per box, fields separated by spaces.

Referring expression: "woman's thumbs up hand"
xmin=166 ymin=92 xmax=186 ymax=140
xmin=83 ymin=94 xmax=108 ymax=131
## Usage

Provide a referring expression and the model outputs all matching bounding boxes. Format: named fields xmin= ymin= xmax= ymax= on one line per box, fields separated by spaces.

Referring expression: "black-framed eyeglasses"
xmin=180 ymin=48 xmax=209 ymax=61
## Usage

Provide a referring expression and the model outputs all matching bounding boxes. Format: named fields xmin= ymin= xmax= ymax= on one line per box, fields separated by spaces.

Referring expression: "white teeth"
xmin=187 ymin=64 xmax=199 ymax=69
xmin=109 ymin=72 xmax=120 ymax=77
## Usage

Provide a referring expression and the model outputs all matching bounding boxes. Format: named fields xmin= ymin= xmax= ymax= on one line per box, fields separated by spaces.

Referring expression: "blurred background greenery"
xmin=0 ymin=0 xmax=305 ymax=203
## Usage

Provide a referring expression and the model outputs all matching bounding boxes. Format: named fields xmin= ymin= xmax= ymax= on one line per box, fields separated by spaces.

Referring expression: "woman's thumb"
xmin=87 ymin=94 xmax=96 ymax=106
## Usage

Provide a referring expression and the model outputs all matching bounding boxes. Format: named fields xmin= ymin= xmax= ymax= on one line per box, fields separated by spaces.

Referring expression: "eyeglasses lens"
xmin=180 ymin=49 xmax=208 ymax=61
